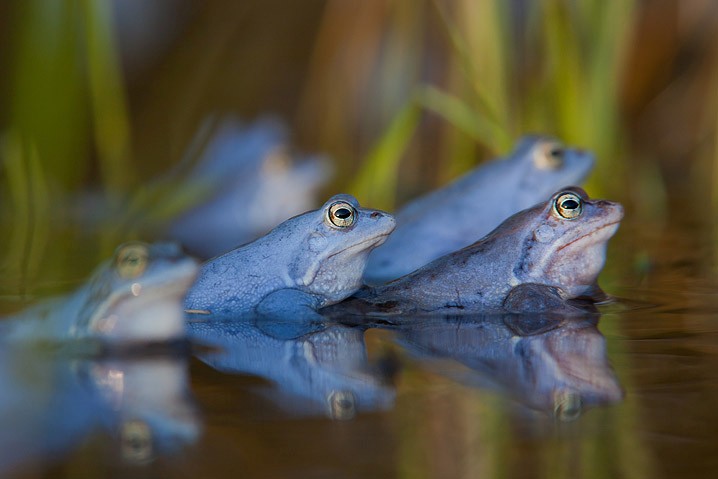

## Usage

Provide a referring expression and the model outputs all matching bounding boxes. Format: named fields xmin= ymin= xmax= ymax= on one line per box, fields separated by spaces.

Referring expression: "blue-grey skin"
xmin=1 ymin=242 xmax=199 ymax=345
xmin=392 ymin=314 xmax=623 ymax=417
xmin=184 ymin=194 xmax=396 ymax=318
xmin=0 ymin=347 xmax=199 ymax=474
xmin=364 ymin=137 xmax=594 ymax=283
xmin=332 ymin=188 xmax=622 ymax=315
xmin=169 ymin=117 xmax=332 ymax=258
xmin=188 ymin=318 xmax=395 ymax=419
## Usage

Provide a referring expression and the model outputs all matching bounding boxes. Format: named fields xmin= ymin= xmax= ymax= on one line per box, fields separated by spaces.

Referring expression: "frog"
xmin=330 ymin=187 xmax=622 ymax=315
xmin=183 ymin=194 xmax=396 ymax=318
xmin=364 ymin=136 xmax=595 ymax=283
xmin=168 ymin=117 xmax=332 ymax=258
xmin=2 ymin=242 xmax=199 ymax=345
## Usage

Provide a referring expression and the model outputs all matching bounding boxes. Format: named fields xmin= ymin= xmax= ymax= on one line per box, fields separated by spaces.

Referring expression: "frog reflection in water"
xmin=0 ymin=347 xmax=200 ymax=474
xmin=184 ymin=194 xmax=395 ymax=318
xmin=333 ymin=188 xmax=622 ymax=315
xmin=391 ymin=314 xmax=623 ymax=419
xmin=365 ymin=137 xmax=594 ymax=283
xmin=189 ymin=319 xmax=395 ymax=419
xmin=2 ymin=242 xmax=199 ymax=344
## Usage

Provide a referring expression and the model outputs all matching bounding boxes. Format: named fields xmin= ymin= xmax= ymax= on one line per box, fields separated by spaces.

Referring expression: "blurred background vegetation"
xmin=1 ymin=3 xmax=717 ymax=476
xmin=1 ymin=0 xmax=717 ymax=294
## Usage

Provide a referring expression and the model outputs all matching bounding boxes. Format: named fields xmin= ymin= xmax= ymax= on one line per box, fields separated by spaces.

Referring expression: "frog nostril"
xmin=549 ymin=147 xmax=564 ymax=158
xmin=371 ymin=212 xmax=381 ymax=218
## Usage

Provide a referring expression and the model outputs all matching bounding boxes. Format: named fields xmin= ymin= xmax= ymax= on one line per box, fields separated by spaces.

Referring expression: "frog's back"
xmin=184 ymin=237 xmax=290 ymax=315
xmin=364 ymin=138 xmax=594 ymax=283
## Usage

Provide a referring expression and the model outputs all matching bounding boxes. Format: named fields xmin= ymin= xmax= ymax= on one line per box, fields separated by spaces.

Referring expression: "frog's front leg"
xmin=503 ymin=283 xmax=597 ymax=314
xmin=256 ymin=289 xmax=325 ymax=320
xmin=255 ymin=289 xmax=327 ymax=339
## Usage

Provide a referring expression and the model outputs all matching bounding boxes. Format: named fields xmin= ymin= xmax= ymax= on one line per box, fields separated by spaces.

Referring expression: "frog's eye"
xmin=327 ymin=201 xmax=357 ymax=228
xmin=533 ymin=140 xmax=565 ymax=170
xmin=115 ymin=243 xmax=150 ymax=279
xmin=554 ymin=192 xmax=583 ymax=219
xmin=120 ymin=419 xmax=153 ymax=463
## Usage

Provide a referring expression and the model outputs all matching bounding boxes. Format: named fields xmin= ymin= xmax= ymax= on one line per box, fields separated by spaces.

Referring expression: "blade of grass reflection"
xmin=593 ymin=314 xmax=655 ymax=479
xmin=1 ymin=133 xmax=50 ymax=298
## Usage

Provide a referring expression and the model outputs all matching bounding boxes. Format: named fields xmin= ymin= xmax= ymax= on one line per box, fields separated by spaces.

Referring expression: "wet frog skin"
xmin=364 ymin=137 xmax=594 ymax=283
xmin=332 ymin=188 xmax=622 ymax=315
xmin=2 ymin=243 xmax=199 ymax=344
xmin=184 ymin=194 xmax=395 ymax=318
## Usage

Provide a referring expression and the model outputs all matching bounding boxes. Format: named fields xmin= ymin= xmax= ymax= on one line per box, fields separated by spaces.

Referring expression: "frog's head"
xmin=510 ymin=137 xmax=594 ymax=205
xmin=511 ymin=187 xmax=623 ymax=298
xmin=289 ymin=194 xmax=396 ymax=305
xmin=75 ymin=242 xmax=199 ymax=343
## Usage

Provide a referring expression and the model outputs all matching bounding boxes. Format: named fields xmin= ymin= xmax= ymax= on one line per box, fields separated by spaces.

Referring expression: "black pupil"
xmin=335 ymin=208 xmax=352 ymax=219
xmin=561 ymin=199 xmax=579 ymax=210
xmin=550 ymin=148 xmax=564 ymax=158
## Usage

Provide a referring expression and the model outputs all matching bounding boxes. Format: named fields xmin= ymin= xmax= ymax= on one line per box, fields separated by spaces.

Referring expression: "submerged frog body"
xmin=169 ymin=117 xmax=331 ymax=258
xmin=333 ymin=188 xmax=622 ymax=315
xmin=364 ymin=137 xmax=594 ymax=283
xmin=184 ymin=194 xmax=395 ymax=317
xmin=2 ymin=242 xmax=199 ymax=344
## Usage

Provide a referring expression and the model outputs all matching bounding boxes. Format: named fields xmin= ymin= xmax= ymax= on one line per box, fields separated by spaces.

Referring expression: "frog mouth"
xmin=81 ymin=263 xmax=199 ymax=341
xmin=556 ymin=220 xmax=621 ymax=252
xmin=327 ymin=233 xmax=392 ymax=259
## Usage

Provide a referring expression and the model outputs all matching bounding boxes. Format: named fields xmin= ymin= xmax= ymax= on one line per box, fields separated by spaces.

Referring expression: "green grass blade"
xmin=416 ymin=85 xmax=510 ymax=154
xmin=349 ymin=101 xmax=421 ymax=211
xmin=80 ymin=0 xmax=133 ymax=195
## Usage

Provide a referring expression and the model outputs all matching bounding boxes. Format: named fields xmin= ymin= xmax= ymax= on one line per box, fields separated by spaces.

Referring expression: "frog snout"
xmin=370 ymin=210 xmax=392 ymax=219
xmin=369 ymin=210 xmax=396 ymax=234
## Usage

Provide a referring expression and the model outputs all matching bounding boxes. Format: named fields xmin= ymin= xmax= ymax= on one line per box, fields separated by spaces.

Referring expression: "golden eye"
xmin=327 ymin=201 xmax=356 ymax=228
xmin=533 ymin=140 xmax=564 ymax=170
xmin=115 ymin=243 xmax=149 ymax=279
xmin=554 ymin=192 xmax=583 ymax=219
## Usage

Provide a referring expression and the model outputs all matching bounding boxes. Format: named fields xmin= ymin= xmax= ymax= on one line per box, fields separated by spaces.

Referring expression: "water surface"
xmin=2 ymin=210 xmax=718 ymax=479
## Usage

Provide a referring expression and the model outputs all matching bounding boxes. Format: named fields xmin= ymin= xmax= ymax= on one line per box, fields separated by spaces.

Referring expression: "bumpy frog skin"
xmin=2 ymin=243 xmax=199 ymax=344
xmin=183 ymin=194 xmax=396 ymax=317
xmin=364 ymin=137 xmax=594 ymax=283
xmin=336 ymin=188 xmax=622 ymax=314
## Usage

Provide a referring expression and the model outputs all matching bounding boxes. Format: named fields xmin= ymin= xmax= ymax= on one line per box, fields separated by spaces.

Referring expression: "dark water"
xmin=2 ymin=211 xmax=718 ymax=479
